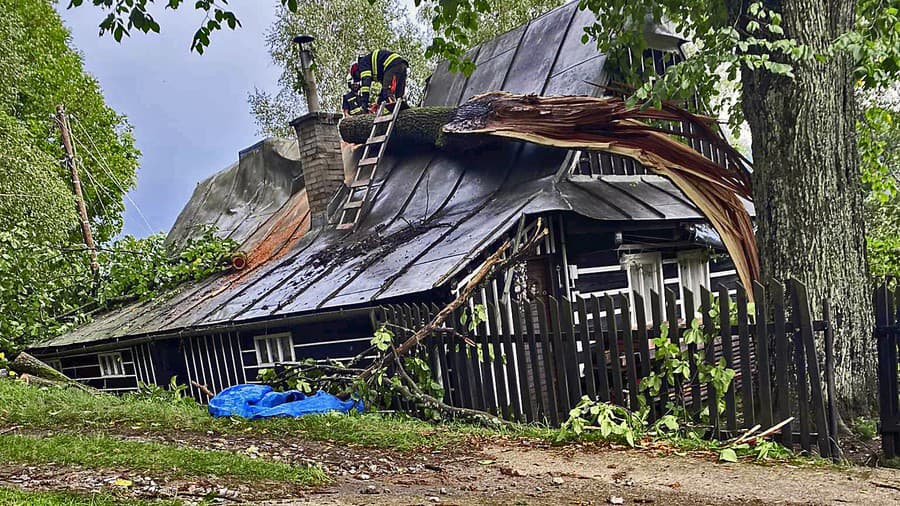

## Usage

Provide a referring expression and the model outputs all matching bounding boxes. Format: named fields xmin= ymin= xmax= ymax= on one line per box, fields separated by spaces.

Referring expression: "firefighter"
xmin=349 ymin=49 xmax=408 ymax=111
xmin=341 ymin=76 xmax=364 ymax=117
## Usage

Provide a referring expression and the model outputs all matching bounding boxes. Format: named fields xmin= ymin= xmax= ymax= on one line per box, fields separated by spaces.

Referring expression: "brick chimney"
xmin=290 ymin=112 xmax=344 ymax=228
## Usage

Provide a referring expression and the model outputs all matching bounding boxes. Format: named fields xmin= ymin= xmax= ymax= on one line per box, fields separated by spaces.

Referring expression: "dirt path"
xmin=268 ymin=443 xmax=900 ymax=505
xmin=2 ymin=429 xmax=899 ymax=505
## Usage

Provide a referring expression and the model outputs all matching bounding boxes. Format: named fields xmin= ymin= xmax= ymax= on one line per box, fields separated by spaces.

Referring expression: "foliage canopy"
xmin=249 ymin=0 xmax=430 ymax=136
xmin=0 ymin=0 xmax=236 ymax=353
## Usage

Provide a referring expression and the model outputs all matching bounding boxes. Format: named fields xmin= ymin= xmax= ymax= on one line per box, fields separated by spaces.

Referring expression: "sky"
xmin=57 ymin=2 xmax=283 ymax=238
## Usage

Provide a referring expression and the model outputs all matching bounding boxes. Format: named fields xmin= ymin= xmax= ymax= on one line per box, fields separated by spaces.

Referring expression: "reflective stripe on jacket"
xmin=357 ymin=49 xmax=406 ymax=105
xmin=342 ymin=91 xmax=364 ymax=115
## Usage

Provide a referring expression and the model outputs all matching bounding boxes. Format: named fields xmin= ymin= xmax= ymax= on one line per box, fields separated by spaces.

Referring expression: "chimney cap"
xmin=292 ymin=35 xmax=315 ymax=45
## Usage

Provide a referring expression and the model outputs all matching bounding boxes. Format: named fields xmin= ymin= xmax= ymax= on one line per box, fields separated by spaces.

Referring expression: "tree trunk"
xmin=737 ymin=0 xmax=875 ymax=413
xmin=339 ymin=107 xmax=456 ymax=146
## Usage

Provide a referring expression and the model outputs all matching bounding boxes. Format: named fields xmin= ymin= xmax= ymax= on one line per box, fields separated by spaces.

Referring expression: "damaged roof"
xmin=166 ymin=137 xmax=305 ymax=250
xmin=32 ymin=2 xmax=702 ymax=351
xmin=34 ymin=150 xmax=706 ymax=350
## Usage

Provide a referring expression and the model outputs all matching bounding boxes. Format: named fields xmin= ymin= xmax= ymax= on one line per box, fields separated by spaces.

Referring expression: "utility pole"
xmin=56 ymin=104 xmax=99 ymax=283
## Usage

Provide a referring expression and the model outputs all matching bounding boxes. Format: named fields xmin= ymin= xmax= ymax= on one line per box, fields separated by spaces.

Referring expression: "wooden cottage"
xmin=27 ymin=1 xmax=745 ymax=407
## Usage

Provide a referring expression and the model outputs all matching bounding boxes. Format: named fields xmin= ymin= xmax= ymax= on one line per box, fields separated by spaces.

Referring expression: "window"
xmin=46 ymin=359 xmax=62 ymax=372
xmin=622 ymin=252 xmax=664 ymax=323
xmin=254 ymin=333 xmax=295 ymax=366
xmin=678 ymin=250 xmax=711 ymax=316
xmin=98 ymin=353 xmax=124 ymax=377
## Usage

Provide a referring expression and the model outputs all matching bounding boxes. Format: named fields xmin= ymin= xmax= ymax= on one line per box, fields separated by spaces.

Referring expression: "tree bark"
xmin=735 ymin=0 xmax=875 ymax=413
xmin=339 ymin=107 xmax=456 ymax=146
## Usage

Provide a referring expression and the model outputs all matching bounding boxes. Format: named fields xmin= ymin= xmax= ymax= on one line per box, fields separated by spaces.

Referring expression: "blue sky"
xmin=57 ymin=2 xmax=282 ymax=238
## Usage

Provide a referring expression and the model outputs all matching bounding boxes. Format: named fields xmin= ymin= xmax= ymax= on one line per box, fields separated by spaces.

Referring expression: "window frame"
xmin=677 ymin=250 xmax=711 ymax=319
xmin=254 ymin=333 xmax=296 ymax=366
xmin=98 ymin=352 xmax=125 ymax=377
xmin=621 ymin=252 xmax=664 ymax=325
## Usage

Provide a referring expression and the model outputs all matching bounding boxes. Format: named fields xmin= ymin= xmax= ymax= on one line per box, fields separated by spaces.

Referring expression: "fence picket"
xmin=788 ymin=279 xmax=831 ymax=458
xmin=701 ymin=287 xmax=719 ymax=436
xmin=404 ymin=305 xmax=421 ymax=415
xmin=753 ymin=281 xmax=774 ymax=429
xmin=823 ymin=299 xmax=840 ymax=461
xmin=536 ymin=298 xmax=560 ymax=425
xmin=683 ymin=289 xmax=701 ymax=414
xmin=501 ymin=300 xmax=523 ymax=421
xmin=449 ymin=306 xmax=473 ymax=410
xmin=561 ymin=298 xmax=584 ymax=405
xmin=875 ymin=285 xmax=899 ymax=458
xmin=718 ymin=284 xmax=737 ymax=432
xmin=635 ymin=292 xmax=653 ymax=419
xmin=524 ymin=302 xmax=546 ymax=421
xmin=621 ymin=294 xmax=641 ymax=410
xmin=736 ymin=284 xmax=755 ymax=428
xmin=474 ymin=292 xmax=498 ymax=416
xmin=577 ymin=297 xmax=597 ymax=400
xmin=487 ymin=301 xmax=510 ymax=420
xmin=787 ymin=284 xmax=811 ymax=453
xmin=512 ymin=300 xmax=535 ymax=421
xmin=771 ymin=281 xmax=793 ymax=447
xmin=549 ymin=297 xmax=572 ymax=413
xmin=788 ymin=278 xmax=831 ymax=458
xmin=590 ymin=296 xmax=612 ymax=403
xmin=430 ymin=303 xmax=453 ymax=405
xmin=603 ymin=295 xmax=625 ymax=407
xmin=456 ymin=303 xmax=483 ymax=412
xmin=650 ymin=290 xmax=667 ymax=419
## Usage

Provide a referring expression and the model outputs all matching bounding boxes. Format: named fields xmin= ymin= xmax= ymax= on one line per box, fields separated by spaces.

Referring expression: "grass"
xmin=0 ymin=381 xmax=823 ymax=469
xmin=0 ymin=380 xmax=486 ymax=452
xmin=0 ymin=489 xmax=181 ymax=506
xmin=0 ymin=380 xmax=565 ymax=452
xmin=0 ymin=433 xmax=327 ymax=485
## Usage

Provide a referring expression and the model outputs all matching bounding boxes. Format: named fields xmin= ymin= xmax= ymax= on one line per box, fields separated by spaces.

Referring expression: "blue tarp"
xmin=208 ymin=384 xmax=363 ymax=419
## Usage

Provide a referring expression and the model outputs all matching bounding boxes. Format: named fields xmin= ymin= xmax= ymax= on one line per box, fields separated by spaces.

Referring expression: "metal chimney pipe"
xmin=292 ymin=35 xmax=320 ymax=113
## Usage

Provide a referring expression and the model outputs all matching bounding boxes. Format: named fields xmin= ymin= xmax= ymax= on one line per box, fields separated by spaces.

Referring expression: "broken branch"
xmin=339 ymin=93 xmax=758 ymax=298
xmin=360 ymin=219 xmax=547 ymax=382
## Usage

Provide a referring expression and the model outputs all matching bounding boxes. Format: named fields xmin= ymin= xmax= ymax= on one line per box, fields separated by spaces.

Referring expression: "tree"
xmin=859 ymin=89 xmax=900 ymax=278
xmin=564 ymin=0 xmax=893 ymax=414
xmin=417 ymin=0 xmax=564 ymax=62
xmin=5 ymin=0 xmax=140 ymax=243
xmin=249 ymin=0 xmax=430 ymax=137
xmin=248 ymin=0 xmax=565 ymax=137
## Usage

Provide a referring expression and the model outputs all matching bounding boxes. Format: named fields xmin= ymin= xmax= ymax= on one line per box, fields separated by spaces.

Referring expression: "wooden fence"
xmin=382 ymin=278 xmax=839 ymax=458
xmin=875 ymin=285 xmax=900 ymax=458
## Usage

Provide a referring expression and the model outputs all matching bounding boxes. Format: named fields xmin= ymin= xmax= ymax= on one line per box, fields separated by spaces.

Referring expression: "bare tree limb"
xmin=360 ymin=219 xmax=547 ymax=382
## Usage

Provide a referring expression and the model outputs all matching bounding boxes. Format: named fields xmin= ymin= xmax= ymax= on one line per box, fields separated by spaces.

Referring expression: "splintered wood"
xmin=338 ymin=92 xmax=758 ymax=296
xmin=444 ymin=92 xmax=758 ymax=297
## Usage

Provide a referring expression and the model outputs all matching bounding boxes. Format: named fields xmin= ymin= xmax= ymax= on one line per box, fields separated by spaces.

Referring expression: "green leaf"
xmin=719 ymin=448 xmax=739 ymax=463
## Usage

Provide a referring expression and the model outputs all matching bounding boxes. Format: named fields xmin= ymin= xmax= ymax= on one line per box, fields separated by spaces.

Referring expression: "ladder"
xmin=337 ymin=99 xmax=403 ymax=230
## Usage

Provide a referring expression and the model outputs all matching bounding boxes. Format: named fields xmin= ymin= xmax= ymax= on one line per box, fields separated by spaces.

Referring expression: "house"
xmin=27 ymin=1 xmax=744 ymax=407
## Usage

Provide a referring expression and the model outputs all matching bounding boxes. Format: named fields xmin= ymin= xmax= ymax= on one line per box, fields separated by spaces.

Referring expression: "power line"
xmin=71 ymin=135 xmax=123 ymax=220
xmin=78 ymin=157 xmax=111 ymax=220
xmin=69 ymin=116 xmax=156 ymax=235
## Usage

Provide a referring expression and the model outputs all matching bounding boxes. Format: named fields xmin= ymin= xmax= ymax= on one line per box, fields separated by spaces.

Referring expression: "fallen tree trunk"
xmin=339 ymin=107 xmax=456 ymax=147
xmin=11 ymin=352 xmax=98 ymax=394
xmin=12 ymin=352 xmax=71 ymax=383
xmin=340 ymin=92 xmax=757 ymax=296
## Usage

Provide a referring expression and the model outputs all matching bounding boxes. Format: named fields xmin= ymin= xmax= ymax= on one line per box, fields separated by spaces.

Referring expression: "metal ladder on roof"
xmin=337 ymin=98 xmax=403 ymax=230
